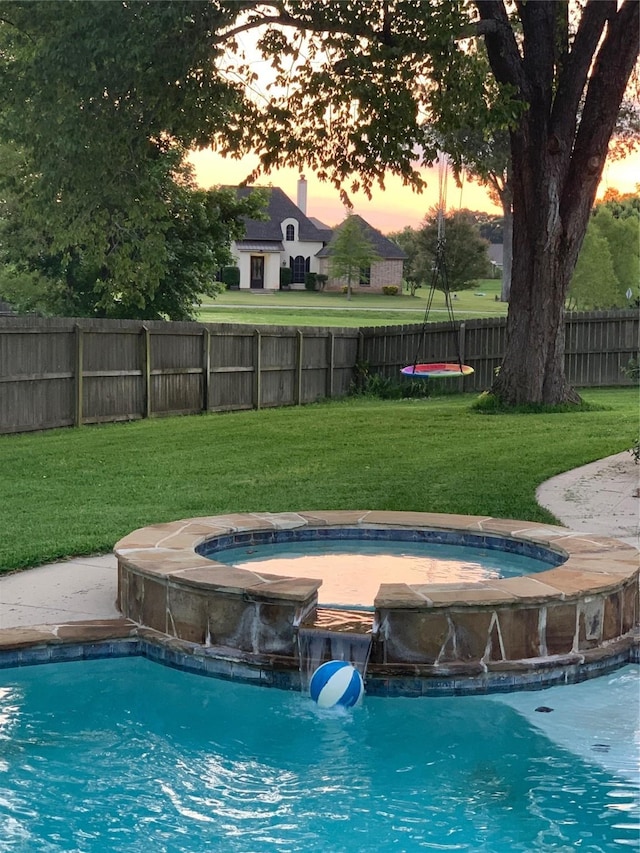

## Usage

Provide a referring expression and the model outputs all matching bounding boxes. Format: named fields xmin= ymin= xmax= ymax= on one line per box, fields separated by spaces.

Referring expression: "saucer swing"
xmin=401 ymin=156 xmax=474 ymax=381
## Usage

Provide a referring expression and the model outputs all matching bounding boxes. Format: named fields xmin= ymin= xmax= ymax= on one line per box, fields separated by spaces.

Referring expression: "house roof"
xmin=316 ymin=214 xmax=407 ymax=260
xmin=234 ymin=186 xmax=329 ymax=243
xmin=307 ymin=216 xmax=333 ymax=239
xmin=235 ymin=240 xmax=284 ymax=253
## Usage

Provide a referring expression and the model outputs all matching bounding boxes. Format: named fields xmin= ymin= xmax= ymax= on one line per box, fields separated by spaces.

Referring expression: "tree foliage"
xmin=391 ymin=209 xmax=490 ymax=294
xmin=418 ymin=210 xmax=490 ymax=292
xmin=568 ymin=196 xmax=640 ymax=310
xmin=568 ymin=227 xmax=619 ymax=311
xmin=0 ymin=0 xmax=261 ymax=319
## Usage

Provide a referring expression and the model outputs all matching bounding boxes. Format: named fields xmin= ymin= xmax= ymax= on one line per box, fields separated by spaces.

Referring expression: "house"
xmin=316 ymin=214 xmax=406 ymax=292
xmin=487 ymin=243 xmax=504 ymax=274
xmin=229 ymin=178 xmax=405 ymax=292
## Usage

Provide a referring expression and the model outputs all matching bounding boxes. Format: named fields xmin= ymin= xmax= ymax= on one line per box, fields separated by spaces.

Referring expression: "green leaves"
xmin=0 ymin=1 xmax=257 ymax=319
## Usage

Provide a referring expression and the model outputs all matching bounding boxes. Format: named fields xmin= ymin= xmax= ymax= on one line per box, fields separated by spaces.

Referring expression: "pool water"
xmin=214 ymin=540 xmax=552 ymax=608
xmin=0 ymin=659 xmax=637 ymax=852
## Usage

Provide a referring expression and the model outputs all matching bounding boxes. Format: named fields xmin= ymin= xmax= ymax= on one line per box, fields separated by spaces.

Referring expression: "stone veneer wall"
xmin=114 ymin=511 xmax=639 ymax=688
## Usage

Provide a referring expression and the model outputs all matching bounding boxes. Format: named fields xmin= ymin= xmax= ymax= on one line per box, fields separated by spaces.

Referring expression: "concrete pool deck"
xmin=0 ymin=451 xmax=637 ymax=631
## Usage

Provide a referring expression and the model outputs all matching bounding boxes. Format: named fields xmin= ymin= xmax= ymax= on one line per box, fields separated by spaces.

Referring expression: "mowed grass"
xmin=197 ymin=279 xmax=507 ymax=327
xmin=0 ymin=387 xmax=636 ymax=572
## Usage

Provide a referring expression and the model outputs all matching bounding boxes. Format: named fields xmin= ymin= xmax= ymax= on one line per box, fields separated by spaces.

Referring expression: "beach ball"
xmin=309 ymin=661 xmax=364 ymax=708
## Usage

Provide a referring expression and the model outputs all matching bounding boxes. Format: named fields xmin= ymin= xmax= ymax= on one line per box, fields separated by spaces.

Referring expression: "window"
xmin=285 ymin=224 xmax=295 ymax=241
xmin=290 ymin=255 xmax=310 ymax=284
xmin=359 ymin=265 xmax=371 ymax=287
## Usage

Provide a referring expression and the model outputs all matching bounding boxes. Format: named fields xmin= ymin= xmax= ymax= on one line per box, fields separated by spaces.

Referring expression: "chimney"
xmin=297 ymin=174 xmax=308 ymax=215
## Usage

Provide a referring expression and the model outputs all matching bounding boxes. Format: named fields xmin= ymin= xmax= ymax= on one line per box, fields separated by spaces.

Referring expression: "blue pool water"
xmin=213 ymin=539 xmax=557 ymax=608
xmin=0 ymin=658 xmax=637 ymax=852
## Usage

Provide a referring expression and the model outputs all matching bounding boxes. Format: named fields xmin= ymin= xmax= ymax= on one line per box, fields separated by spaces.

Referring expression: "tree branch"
xmin=213 ymin=2 xmax=376 ymax=46
xmin=473 ymin=1 xmax=527 ymax=95
xmin=563 ymin=0 xmax=640 ymax=225
xmin=550 ymin=0 xmax=615 ymax=144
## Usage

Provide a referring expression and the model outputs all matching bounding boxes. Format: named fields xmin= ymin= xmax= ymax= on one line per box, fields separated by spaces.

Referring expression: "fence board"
xmin=0 ymin=311 xmax=635 ymax=434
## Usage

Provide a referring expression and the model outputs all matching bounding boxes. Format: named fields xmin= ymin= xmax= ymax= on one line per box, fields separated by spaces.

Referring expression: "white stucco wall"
xmin=232 ymin=249 xmax=282 ymax=290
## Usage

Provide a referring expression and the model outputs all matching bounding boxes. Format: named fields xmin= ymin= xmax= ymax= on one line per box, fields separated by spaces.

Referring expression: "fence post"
xmin=202 ymin=328 xmax=211 ymax=412
xmin=142 ymin=325 xmax=152 ymax=418
xmin=296 ymin=330 xmax=304 ymax=405
xmin=254 ymin=329 xmax=262 ymax=410
xmin=327 ymin=332 xmax=335 ymax=398
xmin=74 ymin=323 xmax=83 ymax=427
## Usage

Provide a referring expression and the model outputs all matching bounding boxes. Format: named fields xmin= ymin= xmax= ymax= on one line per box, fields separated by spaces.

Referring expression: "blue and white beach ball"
xmin=309 ymin=661 xmax=364 ymax=708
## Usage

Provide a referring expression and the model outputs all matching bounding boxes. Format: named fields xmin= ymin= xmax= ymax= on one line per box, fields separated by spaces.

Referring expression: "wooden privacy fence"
xmin=359 ymin=309 xmax=639 ymax=393
xmin=0 ymin=309 xmax=637 ymax=435
xmin=0 ymin=317 xmax=359 ymax=434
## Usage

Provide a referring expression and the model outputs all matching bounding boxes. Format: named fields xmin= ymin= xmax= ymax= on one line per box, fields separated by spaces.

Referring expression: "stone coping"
xmin=114 ymin=510 xmax=639 ymax=608
xmin=0 ymin=620 xmax=637 ymax=697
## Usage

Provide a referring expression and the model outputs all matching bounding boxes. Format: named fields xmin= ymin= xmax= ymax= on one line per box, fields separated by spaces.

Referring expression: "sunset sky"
xmin=189 ymin=148 xmax=640 ymax=234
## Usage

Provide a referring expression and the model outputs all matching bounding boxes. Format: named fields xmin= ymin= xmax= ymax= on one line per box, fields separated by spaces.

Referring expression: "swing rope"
xmin=405 ymin=154 xmax=468 ymax=378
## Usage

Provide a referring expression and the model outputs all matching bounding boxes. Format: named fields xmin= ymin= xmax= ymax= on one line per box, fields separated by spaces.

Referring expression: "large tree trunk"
xmin=477 ymin=0 xmax=639 ymax=406
xmin=494 ymin=169 xmax=581 ymax=404
xmin=499 ymin=188 xmax=512 ymax=303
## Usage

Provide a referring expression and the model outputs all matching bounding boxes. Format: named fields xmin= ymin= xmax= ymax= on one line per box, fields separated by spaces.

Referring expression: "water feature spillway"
xmin=114 ymin=511 xmax=639 ymax=696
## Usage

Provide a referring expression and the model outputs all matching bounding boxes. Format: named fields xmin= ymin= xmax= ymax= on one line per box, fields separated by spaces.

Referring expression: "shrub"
xmin=304 ymin=272 xmax=318 ymax=291
xmin=382 ymin=285 xmax=399 ymax=296
xmin=316 ymin=273 xmax=328 ymax=291
xmin=221 ymin=266 xmax=240 ymax=289
xmin=351 ymin=362 xmax=431 ymax=399
xmin=622 ymin=357 xmax=640 ymax=384
xmin=279 ymin=267 xmax=292 ymax=289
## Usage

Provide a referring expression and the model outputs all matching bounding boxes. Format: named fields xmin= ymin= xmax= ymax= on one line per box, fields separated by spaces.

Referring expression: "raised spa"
xmin=114 ymin=511 xmax=639 ymax=695
xmin=200 ymin=526 xmax=565 ymax=610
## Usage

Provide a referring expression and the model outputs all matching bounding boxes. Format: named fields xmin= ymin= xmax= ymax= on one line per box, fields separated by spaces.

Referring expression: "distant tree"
xmin=437 ymin=124 xmax=513 ymax=302
xmin=598 ymin=188 xmax=640 ymax=220
xmin=327 ymin=214 xmax=380 ymax=301
xmin=591 ymin=204 xmax=639 ymax=303
xmin=414 ymin=210 xmax=490 ymax=293
xmin=477 ymin=215 xmax=504 ymax=245
xmin=388 ymin=226 xmax=422 ymax=295
xmin=0 ymin=1 xmax=253 ymax=318
xmin=0 ymin=147 xmax=265 ymax=318
xmin=568 ymin=227 xmax=619 ymax=311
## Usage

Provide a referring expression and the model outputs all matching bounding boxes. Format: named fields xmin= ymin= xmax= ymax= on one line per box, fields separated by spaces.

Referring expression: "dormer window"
xmin=285 ymin=224 xmax=295 ymax=241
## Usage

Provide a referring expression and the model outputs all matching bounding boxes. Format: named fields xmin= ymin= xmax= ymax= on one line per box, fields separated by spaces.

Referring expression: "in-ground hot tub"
xmin=114 ymin=511 xmax=639 ymax=695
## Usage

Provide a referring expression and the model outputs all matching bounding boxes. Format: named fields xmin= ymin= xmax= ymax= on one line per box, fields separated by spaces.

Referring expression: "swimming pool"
xmin=0 ymin=658 xmax=637 ymax=852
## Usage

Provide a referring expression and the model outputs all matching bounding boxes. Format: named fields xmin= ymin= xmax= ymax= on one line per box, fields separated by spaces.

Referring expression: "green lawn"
xmin=1 ymin=387 xmax=636 ymax=572
xmin=197 ymin=279 xmax=506 ymax=327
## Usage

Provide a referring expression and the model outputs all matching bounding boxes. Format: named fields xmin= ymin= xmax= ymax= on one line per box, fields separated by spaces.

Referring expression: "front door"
xmin=250 ymin=256 xmax=265 ymax=289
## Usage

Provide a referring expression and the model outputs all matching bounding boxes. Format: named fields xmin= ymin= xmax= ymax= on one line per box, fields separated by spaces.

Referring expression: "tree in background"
xmin=567 ymin=228 xmax=619 ymax=311
xmin=391 ymin=210 xmax=490 ymax=294
xmin=416 ymin=210 xmax=490 ymax=293
xmin=326 ymin=215 xmax=380 ymax=301
xmin=568 ymin=195 xmax=640 ymax=310
xmin=388 ymin=226 xmax=422 ymax=295
xmin=389 ymin=209 xmax=490 ymax=292
xmin=0 ymin=147 xmax=265 ymax=319
xmin=0 ymin=1 xmax=262 ymax=319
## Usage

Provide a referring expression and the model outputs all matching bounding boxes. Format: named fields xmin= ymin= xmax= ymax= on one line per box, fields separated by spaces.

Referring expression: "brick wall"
xmin=319 ymin=258 xmax=404 ymax=293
